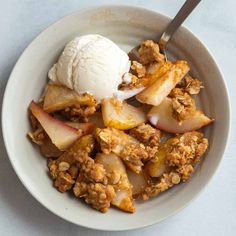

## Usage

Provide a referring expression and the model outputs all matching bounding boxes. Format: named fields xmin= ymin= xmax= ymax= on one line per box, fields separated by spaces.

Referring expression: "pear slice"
xmin=43 ymin=83 xmax=95 ymax=113
xmin=136 ymin=60 xmax=189 ymax=106
xmin=95 ymin=153 xmax=135 ymax=213
xmin=102 ymin=98 xmax=146 ymax=130
xmin=146 ymin=145 xmax=169 ymax=177
xmin=148 ymin=97 xmax=213 ymax=133
xmin=29 ymin=101 xmax=81 ymax=150
xmin=127 ymin=169 xmax=149 ymax=197
xmin=65 ymin=122 xmax=95 ymax=134
xmin=147 ymin=60 xmax=173 ymax=83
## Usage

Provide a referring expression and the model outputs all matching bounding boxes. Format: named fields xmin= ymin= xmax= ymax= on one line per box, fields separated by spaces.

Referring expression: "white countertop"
xmin=0 ymin=0 xmax=235 ymax=235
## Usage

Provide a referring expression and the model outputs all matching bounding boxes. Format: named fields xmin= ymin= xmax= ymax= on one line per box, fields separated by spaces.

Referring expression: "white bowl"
xmin=2 ymin=5 xmax=230 ymax=231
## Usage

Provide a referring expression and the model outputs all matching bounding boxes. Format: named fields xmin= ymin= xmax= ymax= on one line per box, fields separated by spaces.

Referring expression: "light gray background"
xmin=0 ymin=0 xmax=235 ymax=235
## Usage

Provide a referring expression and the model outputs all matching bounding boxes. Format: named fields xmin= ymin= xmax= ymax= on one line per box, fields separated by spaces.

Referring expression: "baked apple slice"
xmin=29 ymin=101 xmax=81 ymax=150
xmin=148 ymin=97 xmax=213 ymax=133
xmin=43 ymin=83 xmax=95 ymax=113
xmin=102 ymin=98 xmax=146 ymax=130
xmin=136 ymin=60 xmax=189 ymax=106
xmin=95 ymin=153 xmax=135 ymax=213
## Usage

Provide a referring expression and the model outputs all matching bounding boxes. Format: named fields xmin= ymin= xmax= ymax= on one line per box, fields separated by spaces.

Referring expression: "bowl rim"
xmin=1 ymin=4 xmax=231 ymax=231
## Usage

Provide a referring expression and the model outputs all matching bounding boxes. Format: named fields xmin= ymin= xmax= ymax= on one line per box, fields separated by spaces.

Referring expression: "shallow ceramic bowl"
xmin=2 ymin=5 xmax=230 ymax=231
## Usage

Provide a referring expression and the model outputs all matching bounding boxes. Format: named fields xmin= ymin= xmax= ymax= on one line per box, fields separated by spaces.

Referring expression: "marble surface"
xmin=0 ymin=0 xmax=235 ymax=235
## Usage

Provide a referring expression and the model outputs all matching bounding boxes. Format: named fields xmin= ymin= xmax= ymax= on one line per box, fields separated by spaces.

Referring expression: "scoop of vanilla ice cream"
xmin=49 ymin=34 xmax=131 ymax=101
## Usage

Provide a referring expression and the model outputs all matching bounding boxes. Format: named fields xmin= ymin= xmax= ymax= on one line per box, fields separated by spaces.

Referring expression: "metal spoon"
xmin=129 ymin=0 xmax=201 ymax=61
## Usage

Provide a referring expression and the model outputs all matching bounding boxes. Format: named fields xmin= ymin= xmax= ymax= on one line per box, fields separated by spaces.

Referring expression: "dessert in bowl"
xmin=2 ymin=5 xmax=229 ymax=230
xmin=27 ymin=34 xmax=213 ymax=213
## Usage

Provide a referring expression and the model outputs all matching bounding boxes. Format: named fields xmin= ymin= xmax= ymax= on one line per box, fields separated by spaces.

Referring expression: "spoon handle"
xmin=159 ymin=0 xmax=201 ymax=49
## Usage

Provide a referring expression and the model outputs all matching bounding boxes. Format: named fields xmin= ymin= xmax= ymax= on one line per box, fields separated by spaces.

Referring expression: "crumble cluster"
xmin=142 ymin=131 xmax=208 ymax=200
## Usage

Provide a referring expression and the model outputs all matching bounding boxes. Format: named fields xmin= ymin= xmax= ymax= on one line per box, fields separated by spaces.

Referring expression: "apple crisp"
xmin=27 ymin=38 xmax=213 ymax=214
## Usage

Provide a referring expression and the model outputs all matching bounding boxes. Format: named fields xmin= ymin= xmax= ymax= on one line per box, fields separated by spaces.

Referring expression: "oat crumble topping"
xmin=131 ymin=61 xmax=146 ymax=78
xmin=129 ymin=123 xmax=161 ymax=147
xmin=169 ymin=88 xmax=196 ymax=123
xmin=178 ymin=75 xmax=203 ymax=95
xmin=48 ymin=135 xmax=94 ymax=192
xmin=142 ymin=131 xmax=208 ymax=200
xmin=73 ymin=180 xmax=115 ymax=213
xmin=138 ymin=40 xmax=165 ymax=65
xmin=61 ymin=105 xmax=97 ymax=121
xmin=96 ymin=127 xmax=149 ymax=173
